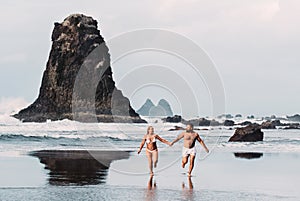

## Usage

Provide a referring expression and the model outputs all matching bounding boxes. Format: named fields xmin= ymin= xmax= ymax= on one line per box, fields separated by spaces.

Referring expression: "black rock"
xmin=282 ymin=124 xmax=300 ymax=129
xmin=271 ymin=119 xmax=284 ymax=126
xmin=163 ymin=115 xmax=182 ymax=123
xmin=229 ymin=124 xmax=264 ymax=142
xmin=260 ymin=120 xmax=288 ymax=129
xmin=235 ymin=114 xmax=242 ymax=118
xmin=239 ymin=121 xmax=253 ymax=126
xmin=217 ymin=114 xmax=233 ymax=119
xmin=287 ymin=114 xmax=300 ymax=122
xmin=224 ymin=119 xmax=235 ymax=126
xmin=13 ymin=14 xmax=146 ymax=123
xmin=182 ymin=117 xmax=222 ymax=126
xmin=260 ymin=121 xmax=276 ymax=129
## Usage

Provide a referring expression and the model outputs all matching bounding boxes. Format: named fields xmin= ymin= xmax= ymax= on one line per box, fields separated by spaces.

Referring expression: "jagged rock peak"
xmin=13 ymin=14 xmax=146 ymax=123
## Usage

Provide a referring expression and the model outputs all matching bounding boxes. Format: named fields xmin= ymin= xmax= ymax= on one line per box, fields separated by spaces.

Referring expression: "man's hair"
xmin=187 ymin=123 xmax=194 ymax=128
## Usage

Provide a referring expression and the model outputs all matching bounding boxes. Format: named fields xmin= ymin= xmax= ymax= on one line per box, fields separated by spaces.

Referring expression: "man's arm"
xmin=170 ymin=132 xmax=184 ymax=146
xmin=196 ymin=134 xmax=209 ymax=153
xmin=138 ymin=135 xmax=146 ymax=154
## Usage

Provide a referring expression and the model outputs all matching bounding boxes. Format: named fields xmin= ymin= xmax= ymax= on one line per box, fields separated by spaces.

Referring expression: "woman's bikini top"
xmin=146 ymin=136 xmax=156 ymax=144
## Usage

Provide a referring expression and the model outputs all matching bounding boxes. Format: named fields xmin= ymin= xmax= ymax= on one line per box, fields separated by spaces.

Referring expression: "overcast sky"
xmin=0 ymin=0 xmax=299 ymax=117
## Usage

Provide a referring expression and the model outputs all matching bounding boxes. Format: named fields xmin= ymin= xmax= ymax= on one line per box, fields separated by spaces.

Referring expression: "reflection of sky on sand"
xmin=144 ymin=175 xmax=157 ymax=201
xmin=181 ymin=177 xmax=195 ymax=201
xmin=1 ymin=150 xmax=300 ymax=200
xmin=143 ymin=175 xmax=195 ymax=201
xmin=107 ymin=151 xmax=300 ymax=198
xmin=0 ymin=156 xmax=46 ymax=187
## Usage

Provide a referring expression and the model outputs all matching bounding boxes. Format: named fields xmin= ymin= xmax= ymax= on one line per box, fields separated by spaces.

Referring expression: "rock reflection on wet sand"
xmin=234 ymin=152 xmax=263 ymax=159
xmin=30 ymin=150 xmax=130 ymax=186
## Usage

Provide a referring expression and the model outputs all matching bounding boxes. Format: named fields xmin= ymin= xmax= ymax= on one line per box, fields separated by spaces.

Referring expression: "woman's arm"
xmin=138 ymin=135 xmax=146 ymax=154
xmin=155 ymin=135 xmax=171 ymax=145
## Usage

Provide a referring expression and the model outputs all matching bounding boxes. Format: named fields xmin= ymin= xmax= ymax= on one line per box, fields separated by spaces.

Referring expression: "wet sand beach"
xmin=0 ymin=149 xmax=300 ymax=200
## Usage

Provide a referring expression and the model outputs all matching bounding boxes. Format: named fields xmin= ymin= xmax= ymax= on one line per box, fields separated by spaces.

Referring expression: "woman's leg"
xmin=146 ymin=150 xmax=153 ymax=174
xmin=153 ymin=150 xmax=158 ymax=168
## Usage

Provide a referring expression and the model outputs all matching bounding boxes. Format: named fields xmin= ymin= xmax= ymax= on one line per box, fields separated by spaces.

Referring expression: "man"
xmin=170 ymin=123 xmax=209 ymax=177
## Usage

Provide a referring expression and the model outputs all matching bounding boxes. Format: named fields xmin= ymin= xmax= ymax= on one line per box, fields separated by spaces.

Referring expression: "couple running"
xmin=137 ymin=123 xmax=209 ymax=177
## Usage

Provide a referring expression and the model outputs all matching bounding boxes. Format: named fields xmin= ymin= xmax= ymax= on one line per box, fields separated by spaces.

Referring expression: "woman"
xmin=138 ymin=126 xmax=171 ymax=175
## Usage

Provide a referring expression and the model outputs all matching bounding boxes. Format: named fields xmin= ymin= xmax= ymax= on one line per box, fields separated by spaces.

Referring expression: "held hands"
xmin=167 ymin=141 xmax=172 ymax=146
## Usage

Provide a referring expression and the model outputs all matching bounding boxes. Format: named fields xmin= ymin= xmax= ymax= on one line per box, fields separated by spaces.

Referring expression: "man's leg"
xmin=182 ymin=155 xmax=189 ymax=168
xmin=188 ymin=155 xmax=195 ymax=176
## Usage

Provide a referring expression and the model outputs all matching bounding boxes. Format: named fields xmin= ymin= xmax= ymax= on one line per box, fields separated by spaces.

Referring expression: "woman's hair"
xmin=147 ymin=126 xmax=154 ymax=134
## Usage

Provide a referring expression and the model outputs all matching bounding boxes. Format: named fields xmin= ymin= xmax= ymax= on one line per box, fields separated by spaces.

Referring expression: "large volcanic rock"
xmin=13 ymin=14 xmax=146 ymax=123
xmin=229 ymin=124 xmax=264 ymax=142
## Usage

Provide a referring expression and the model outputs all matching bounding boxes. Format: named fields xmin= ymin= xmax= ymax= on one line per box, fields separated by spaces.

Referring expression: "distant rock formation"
xmin=162 ymin=115 xmax=182 ymax=123
xmin=287 ymin=114 xmax=300 ymax=122
xmin=229 ymin=124 xmax=264 ymax=142
xmin=224 ymin=119 xmax=235 ymax=126
xmin=163 ymin=115 xmax=223 ymax=126
xmin=13 ymin=14 xmax=146 ymax=123
xmin=247 ymin=115 xmax=255 ymax=119
xmin=238 ymin=121 xmax=253 ymax=126
xmin=137 ymin=98 xmax=173 ymax=116
xmin=282 ymin=124 xmax=300 ymax=129
xmin=136 ymin=99 xmax=155 ymax=116
xmin=157 ymin=99 xmax=173 ymax=116
xmin=217 ymin=114 xmax=233 ymax=119
xmin=260 ymin=121 xmax=276 ymax=129
xmin=260 ymin=120 xmax=286 ymax=129
xmin=181 ymin=117 xmax=222 ymax=126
